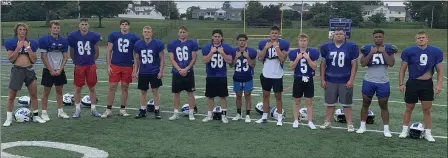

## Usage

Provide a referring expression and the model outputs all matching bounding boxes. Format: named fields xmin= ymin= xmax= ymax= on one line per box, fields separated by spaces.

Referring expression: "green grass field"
xmin=1 ymin=18 xmax=447 ymax=157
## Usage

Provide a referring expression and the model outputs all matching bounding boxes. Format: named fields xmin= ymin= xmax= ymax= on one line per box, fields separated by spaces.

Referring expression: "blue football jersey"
xmin=108 ymin=31 xmax=140 ymax=67
xmin=4 ymin=38 xmax=39 ymax=54
xmin=134 ymin=39 xmax=165 ymax=75
xmin=202 ymin=43 xmax=234 ymax=77
xmin=320 ymin=42 xmax=360 ymax=83
xmin=167 ymin=39 xmax=199 ymax=75
xmin=288 ymin=48 xmax=320 ymax=77
xmin=258 ymin=39 xmax=290 ymax=60
xmin=38 ymin=35 xmax=69 ymax=53
xmin=67 ymin=30 xmax=101 ymax=66
xmin=361 ymin=44 xmax=397 ymax=66
xmin=233 ymin=47 xmax=258 ymax=82
xmin=401 ymin=45 xmax=443 ymax=79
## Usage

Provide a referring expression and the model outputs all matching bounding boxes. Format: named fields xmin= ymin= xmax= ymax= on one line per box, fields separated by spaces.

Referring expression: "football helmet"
xmin=14 ymin=107 xmax=31 ymax=122
xmin=255 ymin=102 xmax=264 ymax=115
xmin=147 ymin=99 xmax=155 ymax=112
xmin=81 ymin=95 xmax=91 ymax=107
xmin=333 ymin=108 xmax=346 ymax=123
xmin=181 ymin=104 xmax=198 ymax=116
xmin=212 ymin=106 xmax=222 ymax=120
xmin=270 ymin=107 xmax=285 ymax=120
xmin=409 ymin=122 xmax=425 ymax=139
xmin=62 ymin=93 xmax=74 ymax=106
xmin=366 ymin=109 xmax=375 ymax=124
xmin=299 ymin=108 xmax=308 ymax=121
xmin=17 ymin=96 xmax=30 ymax=107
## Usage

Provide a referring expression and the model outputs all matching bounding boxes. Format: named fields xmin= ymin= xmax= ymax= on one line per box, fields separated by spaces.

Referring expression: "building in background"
xmin=191 ymin=8 xmax=243 ymax=21
xmin=362 ymin=4 xmax=409 ymax=22
xmin=118 ymin=1 xmax=165 ymax=20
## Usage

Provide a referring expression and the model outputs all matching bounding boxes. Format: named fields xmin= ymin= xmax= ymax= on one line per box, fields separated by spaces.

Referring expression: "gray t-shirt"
xmin=364 ymin=65 xmax=389 ymax=83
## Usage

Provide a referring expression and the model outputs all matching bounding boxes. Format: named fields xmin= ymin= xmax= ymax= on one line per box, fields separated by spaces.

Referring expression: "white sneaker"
xmin=222 ymin=116 xmax=229 ymax=124
xmin=425 ymin=133 xmax=435 ymax=142
xmin=399 ymin=128 xmax=409 ymax=138
xmin=189 ymin=113 xmax=195 ymax=121
xmin=384 ymin=131 xmax=392 ymax=137
xmin=292 ymin=121 xmax=299 ymax=128
xmin=232 ymin=114 xmax=242 ymax=121
xmin=33 ymin=116 xmax=46 ymax=123
xmin=320 ymin=121 xmax=331 ymax=129
xmin=245 ymin=115 xmax=251 ymax=123
xmin=276 ymin=120 xmax=283 ymax=126
xmin=101 ymin=109 xmax=112 ymax=118
xmin=41 ymin=113 xmax=50 ymax=121
xmin=347 ymin=125 xmax=355 ymax=132
xmin=58 ymin=112 xmax=69 ymax=119
xmin=356 ymin=127 xmax=366 ymax=134
xmin=120 ymin=110 xmax=130 ymax=117
xmin=202 ymin=116 xmax=212 ymax=122
xmin=169 ymin=113 xmax=179 ymax=120
xmin=308 ymin=122 xmax=316 ymax=130
xmin=3 ymin=120 xmax=12 ymax=127
xmin=255 ymin=118 xmax=267 ymax=124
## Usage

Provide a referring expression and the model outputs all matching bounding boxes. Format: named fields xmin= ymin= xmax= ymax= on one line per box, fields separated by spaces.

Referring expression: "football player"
xmin=231 ymin=34 xmax=257 ymax=123
xmin=67 ymin=18 xmax=102 ymax=118
xmin=288 ymin=33 xmax=319 ymax=129
xmin=102 ymin=19 xmax=140 ymax=118
xmin=319 ymin=28 xmax=359 ymax=132
xmin=357 ymin=30 xmax=396 ymax=137
xmin=256 ymin=26 xmax=290 ymax=126
xmin=3 ymin=23 xmax=46 ymax=127
xmin=398 ymin=31 xmax=444 ymax=142
xmin=167 ymin=26 xmax=199 ymax=121
xmin=39 ymin=20 xmax=70 ymax=121
xmin=133 ymin=26 xmax=165 ymax=119
xmin=201 ymin=29 xmax=234 ymax=123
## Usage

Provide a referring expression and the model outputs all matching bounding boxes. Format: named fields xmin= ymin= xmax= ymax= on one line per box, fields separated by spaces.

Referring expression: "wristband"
xmin=399 ymin=84 xmax=403 ymax=86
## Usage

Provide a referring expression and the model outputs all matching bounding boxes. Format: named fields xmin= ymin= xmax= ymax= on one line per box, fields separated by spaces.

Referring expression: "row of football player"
xmin=3 ymin=19 xmax=444 ymax=142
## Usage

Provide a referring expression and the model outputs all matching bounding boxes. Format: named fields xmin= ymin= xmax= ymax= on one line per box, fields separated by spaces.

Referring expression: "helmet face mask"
xmin=366 ymin=109 xmax=375 ymax=124
xmin=409 ymin=122 xmax=425 ymax=139
xmin=212 ymin=106 xmax=222 ymax=120
xmin=299 ymin=108 xmax=308 ymax=121
xmin=270 ymin=107 xmax=285 ymax=120
xmin=147 ymin=99 xmax=155 ymax=112
xmin=333 ymin=109 xmax=346 ymax=123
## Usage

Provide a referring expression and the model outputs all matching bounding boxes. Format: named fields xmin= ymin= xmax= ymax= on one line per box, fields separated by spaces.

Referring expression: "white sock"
xmin=294 ymin=120 xmax=298 ymax=123
xmin=141 ymin=105 xmax=146 ymax=110
xmin=33 ymin=110 xmax=38 ymax=114
xmin=58 ymin=108 xmax=63 ymax=113
xmin=90 ymin=104 xmax=96 ymax=111
xmin=207 ymin=111 xmax=212 ymax=117
xmin=384 ymin=125 xmax=389 ymax=131
xmin=360 ymin=121 xmax=366 ymax=129
xmin=174 ymin=109 xmax=178 ymax=113
xmin=308 ymin=121 xmax=314 ymax=125
xmin=42 ymin=110 xmax=47 ymax=114
xmin=277 ymin=114 xmax=283 ymax=121
xmin=75 ymin=103 xmax=81 ymax=111
xmin=189 ymin=109 xmax=194 ymax=115
xmin=155 ymin=105 xmax=159 ymax=110
xmin=262 ymin=113 xmax=267 ymax=119
xmin=425 ymin=129 xmax=432 ymax=135
xmin=6 ymin=112 xmax=12 ymax=120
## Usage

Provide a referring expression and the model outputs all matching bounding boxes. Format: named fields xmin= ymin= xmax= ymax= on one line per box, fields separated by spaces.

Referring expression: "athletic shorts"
xmin=260 ymin=73 xmax=283 ymax=93
xmin=292 ymin=77 xmax=314 ymax=98
xmin=361 ymin=80 xmax=390 ymax=99
xmin=172 ymin=71 xmax=195 ymax=93
xmin=205 ymin=77 xmax=228 ymax=98
xmin=9 ymin=65 xmax=37 ymax=91
xmin=233 ymin=80 xmax=254 ymax=93
xmin=324 ymin=81 xmax=353 ymax=106
xmin=138 ymin=74 xmax=162 ymax=91
xmin=74 ymin=64 xmax=97 ymax=88
xmin=41 ymin=68 xmax=67 ymax=87
xmin=109 ymin=64 xmax=133 ymax=84
xmin=405 ymin=79 xmax=434 ymax=104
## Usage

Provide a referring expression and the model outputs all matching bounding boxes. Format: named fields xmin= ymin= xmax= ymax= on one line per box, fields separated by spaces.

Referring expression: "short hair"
xmin=14 ymin=23 xmax=28 ymax=37
xmin=143 ymin=26 xmax=152 ymax=30
xmin=236 ymin=34 xmax=248 ymax=40
xmin=49 ymin=20 xmax=60 ymax=28
xmin=270 ymin=26 xmax=280 ymax=32
xmin=298 ymin=33 xmax=309 ymax=39
xmin=120 ymin=19 xmax=130 ymax=25
xmin=373 ymin=29 xmax=384 ymax=35
xmin=179 ymin=26 xmax=188 ymax=31
xmin=416 ymin=31 xmax=428 ymax=38
xmin=79 ymin=18 xmax=88 ymax=23
xmin=212 ymin=29 xmax=223 ymax=36
xmin=334 ymin=28 xmax=345 ymax=32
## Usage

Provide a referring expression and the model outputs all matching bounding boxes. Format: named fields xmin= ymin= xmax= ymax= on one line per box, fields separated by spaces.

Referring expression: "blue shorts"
xmin=233 ymin=80 xmax=254 ymax=93
xmin=361 ymin=80 xmax=390 ymax=99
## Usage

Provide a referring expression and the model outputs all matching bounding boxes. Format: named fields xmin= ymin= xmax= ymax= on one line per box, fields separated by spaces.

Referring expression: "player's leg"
xmin=376 ymin=82 xmax=391 ymax=137
xmin=150 ymin=74 xmax=163 ymax=119
xmin=218 ymin=77 xmax=229 ymax=123
xmin=3 ymin=89 xmax=18 ymax=126
xmin=169 ymin=74 xmax=182 ymax=120
xmin=203 ymin=77 xmax=216 ymax=122
xmin=136 ymin=74 xmax=150 ymax=119
xmin=232 ymin=81 xmax=243 ymax=121
xmin=104 ymin=65 xmax=119 ymax=117
xmin=187 ymin=91 xmax=195 ymax=120
xmin=420 ymin=80 xmax=435 ymax=141
xmin=72 ymin=65 xmax=85 ymax=118
xmin=339 ymin=83 xmax=354 ymax=132
xmin=243 ymin=80 xmax=254 ymax=123
xmin=273 ymin=77 xmax=284 ymax=126
xmin=26 ymin=75 xmax=46 ymax=123
xmin=40 ymin=68 xmax=52 ymax=120
xmin=186 ymin=71 xmax=196 ymax=120
xmin=119 ymin=66 xmax=133 ymax=116
xmin=256 ymin=74 xmax=271 ymax=123
xmin=304 ymin=77 xmax=316 ymax=129
xmin=86 ymin=64 xmax=100 ymax=117
xmin=55 ymin=69 xmax=69 ymax=119
xmin=292 ymin=77 xmax=302 ymax=128
xmin=357 ymin=80 xmax=375 ymax=133
xmin=399 ymin=80 xmax=418 ymax=138
xmin=321 ymin=82 xmax=338 ymax=129
xmin=3 ymin=67 xmax=23 ymax=126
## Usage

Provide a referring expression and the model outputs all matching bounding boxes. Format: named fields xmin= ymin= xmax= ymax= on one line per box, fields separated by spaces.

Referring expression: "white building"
xmin=362 ymin=4 xmax=409 ymax=22
xmin=118 ymin=1 xmax=165 ymax=20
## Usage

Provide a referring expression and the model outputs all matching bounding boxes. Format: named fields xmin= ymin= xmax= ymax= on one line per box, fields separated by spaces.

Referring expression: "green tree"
xmin=150 ymin=0 xmax=180 ymax=19
xmin=40 ymin=1 xmax=71 ymax=26
xmin=364 ymin=1 xmax=384 ymax=5
xmin=241 ymin=1 xmax=264 ymax=27
xmin=186 ymin=6 xmax=200 ymax=20
xmin=369 ymin=13 xmax=386 ymax=27
xmin=327 ymin=1 xmax=363 ymax=26
xmin=222 ymin=1 xmax=232 ymax=9
xmin=404 ymin=1 xmax=447 ymax=28
xmin=79 ymin=1 xmax=130 ymax=28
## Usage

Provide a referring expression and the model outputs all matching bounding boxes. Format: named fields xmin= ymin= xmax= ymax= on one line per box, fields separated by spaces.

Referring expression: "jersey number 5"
xmin=77 ymin=41 xmax=91 ymax=55
xmin=330 ymin=51 xmax=345 ymax=67
xmin=118 ymin=38 xmax=130 ymax=53
xmin=141 ymin=50 xmax=154 ymax=64
xmin=176 ymin=46 xmax=189 ymax=61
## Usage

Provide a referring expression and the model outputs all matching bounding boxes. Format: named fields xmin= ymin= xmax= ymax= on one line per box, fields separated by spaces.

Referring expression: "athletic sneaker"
xmin=154 ymin=110 xmax=162 ymax=119
xmin=320 ymin=121 xmax=331 ymax=129
xmin=58 ymin=112 xmax=69 ymax=119
xmin=120 ymin=109 xmax=130 ymax=117
xmin=91 ymin=111 xmax=101 ymax=117
xmin=189 ymin=113 xmax=195 ymax=121
xmin=135 ymin=109 xmax=147 ymax=119
xmin=425 ymin=133 xmax=435 ymax=142
xmin=33 ymin=116 xmax=46 ymax=123
xmin=72 ymin=111 xmax=81 ymax=118
xmin=169 ymin=113 xmax=179 ymax=120
xmin=41 ymin=113 xmax=50 ymax=121
xmin=245 ymin=115 xmax=251 ymax=123
xmin=308 ymin=122 xmax=317 ymax=129
xmin=101 ymin=109 xmax=112 ymax=118
xmin=222 ymin=116 xmax=229 ymax=124
xmin=232 ymin=114 xmax=242 ymax=121
xmin=202 ymin=116 xmax=212 ymax=122
xmin=293 ymin=120 xmax=299 ymax=128
xmin=384 ymin=131 xmax=392 ymax=137
xmin=276 ymin=120 xmax=283 ymax=126
xmin=255 ymin=118 xmax=267 ymax=124
xmin=3 ymin=119 xmax=12 ymax=127
xmin=399 ymin=128 xmax=409 ymax=138
xmin=347 ymin=125 xmax=355 ymax=132
xmin=356 ymin=127 xmax=366 ymax=134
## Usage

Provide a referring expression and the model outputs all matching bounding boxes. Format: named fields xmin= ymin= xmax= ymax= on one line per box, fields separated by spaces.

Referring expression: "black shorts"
xmin=405 ymin=79 xmax=434 ymax=104
xmin=205 ymin=77 xmax=228 ymax=98
xmin=293 ymin=77 xmax=314 ymax=98
xmin=41 ymin=68 xmax=67 ymax=87
xmin=138 ymin=74 xmax=162 ymax=91
xmin=260 ymin=73 xmax=283 ymax=93
xmin=172 ymin=71 xmax=195 ymax=93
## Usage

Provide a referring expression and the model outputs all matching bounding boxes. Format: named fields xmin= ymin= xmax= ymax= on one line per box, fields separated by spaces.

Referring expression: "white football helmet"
xmin=367 ymin=109 xmax=375 ymax=124
xmin=212 ymin=106 xmax=222 ymax=120
xmin=270 ymin=107 xmax=285 ymax=120
xmin=255 ymin=102 xmax=264 ymax=115
xmin=63 ymin=93 xmax=74 ymax=106
xmin=14 ymin=107 xmax=31 ymax=122
xmin=17 ymin=96 xmax=30 ymax=107
xmin=81 ymin=95 xmax=91 ymax=107
xmin=409 ymin=122 xmax=425 ymax=139
xmin=299 ymin=108 xmax=308 ymax=121
xmin=333 ymin=108 xmax=346 ymax=123
xmin=147 ymin=99 xmax=155 ymax=112
xmin=181 ymin=104 xmax=190 ymax=116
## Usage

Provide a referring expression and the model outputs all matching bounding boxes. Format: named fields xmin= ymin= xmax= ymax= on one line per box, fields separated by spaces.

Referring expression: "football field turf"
xmin=1 ymin=46 xmax=447 ymax=158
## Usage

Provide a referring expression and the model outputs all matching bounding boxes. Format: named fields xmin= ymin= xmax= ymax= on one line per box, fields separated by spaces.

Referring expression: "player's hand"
xmin=243 ymin=51 xmax=249 ymax=58
xmin=346 ymin=80 xmax=353 ymax=88
xmin=378 ymin=46 xmax=386 ymax=53
xmin=399 ymin=85 xmax=406 ymax=93
xmin=16 ymin=41 xmax=24 ymax=51
xmin=321 ymin=81 xmax=326 ymax=89
xmin=236 ymin=51 xmax=242 ymax=58
xmin=210 ymin=47 xmax=217 ymax=53
xmin=157 ymin=72 xmax=163 ymax=79
xmin=107 ymin=65 xmax=113 ymax=76
xmin=296 ymin=52 xmax=303 ymax=61
xmin=132 ymin=71 xmax=138 ymax=79
xmin=179 ymin=69 xmax=187 ymax=77
xmin=54 ymin=69 xmax=61 ymax=76
xmin=303 ymin=52 xmax=310 ymax=60
xmin=217 ymin=47 xmax=224 ymax=54
xmin=273 ymin=41 xmax=279 ymax=47
xmin=435 ymin=84 xmax=442 ymax=94
xmin=264 ymin=42 xmax=272 ymax=49
xmin=370 ymin=47 xmax=378 ymax=54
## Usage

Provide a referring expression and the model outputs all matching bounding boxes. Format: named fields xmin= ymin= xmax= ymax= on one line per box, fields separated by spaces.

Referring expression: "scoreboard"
xmin=328 ymin=18 xmax=352 ymax=39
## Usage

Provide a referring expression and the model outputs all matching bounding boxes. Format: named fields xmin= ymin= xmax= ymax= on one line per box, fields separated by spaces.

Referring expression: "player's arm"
xmin=435 ymin=62 xmax=443 ymax=89
xmin=60 ymin=52 xmax=68 ymax=70
xmin=398 ymin=61 xmax=408 ymax=86
xmin=276 ymin=46 xmax=288 ymax=62
xmin=219 ymin=47 xmax=232 ymax=64
xmin=168 ymin=53 xmax=181 ymax=71
xmin=94 ymin=43 xmax=100 ymax=60
xmin=69 ymin=47 xmax=74 ymax=60
xmin=202 ymin=48 xmax=214 ymax=64
xmin=40 ymin=52 xmax=53 ymax=71
xmin=246 ymin=52 xmax=256 ymax=68
xmin=258 ymin=43 xmax=269 ymax=62
xmin=7 ymin=41 xmax=22 ymax=62
xmin=320 ymin=59 xmax=326 ymax=81
xmin=133 ymin=51 xmax=140 ymax=72
xmin=288 ymin=52 xmax=299 ymax=70
xmin=349 ymin=58 xmax=358 ymax=83
xmin=106 ymin=42 xmax=113 ymax=67
xmin=306 ymin=57 xmax=317 ymax=70
xmin=26 ymin=42 xmax=38 ymax=63
xmin=361 ymin=46 xmax=375 ymax=67
xmin=159 ymin=51 xmax=165 ymax=73
xmin=186 ymin=51 xmax=197 ymax=71
xmin=381 ymin=46 xmax=396 ymax=67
